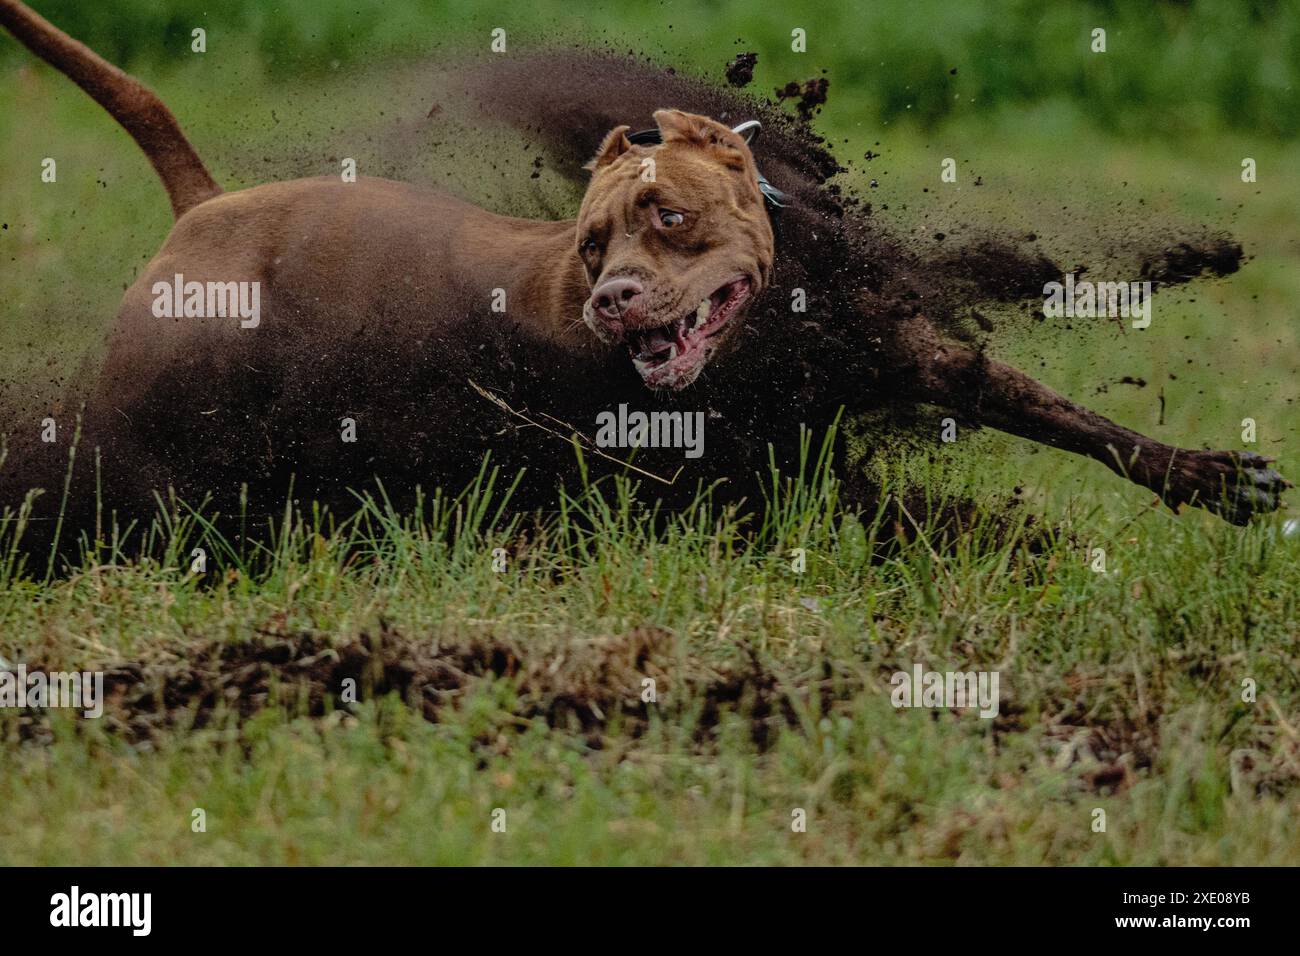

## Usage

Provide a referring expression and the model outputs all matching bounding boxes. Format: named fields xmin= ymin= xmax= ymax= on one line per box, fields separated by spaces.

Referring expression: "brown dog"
xmin=0 ymin=0 xmax=1288 ymax=532
xmin=97 ymin=110 xmax=774 ymax=413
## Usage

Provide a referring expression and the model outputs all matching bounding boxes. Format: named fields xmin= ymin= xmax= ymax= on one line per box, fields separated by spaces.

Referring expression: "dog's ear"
xmin=653 ymin=109 xmax=750 ymax=172
xmin=585 ymin=125 xmax=632 ymax=172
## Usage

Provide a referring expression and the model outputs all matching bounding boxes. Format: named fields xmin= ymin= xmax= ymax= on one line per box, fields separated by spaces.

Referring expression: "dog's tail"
xmin=0 ymin=0 xmax=221 ymax=218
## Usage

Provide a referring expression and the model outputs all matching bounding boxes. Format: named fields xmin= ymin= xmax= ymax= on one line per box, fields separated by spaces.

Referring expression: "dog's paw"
xmin=1163 ymin=449 xmax=1290 ymax=525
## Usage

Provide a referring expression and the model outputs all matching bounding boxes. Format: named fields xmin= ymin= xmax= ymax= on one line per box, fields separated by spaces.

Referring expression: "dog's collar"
xmin=625 ymin=120 xmax=789 ymax=222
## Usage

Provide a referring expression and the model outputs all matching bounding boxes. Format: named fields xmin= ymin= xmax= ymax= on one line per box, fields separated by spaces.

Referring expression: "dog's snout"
xmin=591 ymin=276 xmax=644 ymax=322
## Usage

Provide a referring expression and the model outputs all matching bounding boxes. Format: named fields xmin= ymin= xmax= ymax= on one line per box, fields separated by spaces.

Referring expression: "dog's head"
xmin=577 ymin=109 xmax=775 ymax=390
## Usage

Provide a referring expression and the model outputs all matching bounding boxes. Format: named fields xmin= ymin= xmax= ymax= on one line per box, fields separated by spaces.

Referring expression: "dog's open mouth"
xmin=628 ymin=277 xmax=751 ymax=387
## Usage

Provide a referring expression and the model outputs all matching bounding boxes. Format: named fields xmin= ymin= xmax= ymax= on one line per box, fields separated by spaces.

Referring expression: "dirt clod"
xmin=724 ymin=51 xmax=757 ymax=87
xmin=774 ymin=77 xmax=829 ymax=119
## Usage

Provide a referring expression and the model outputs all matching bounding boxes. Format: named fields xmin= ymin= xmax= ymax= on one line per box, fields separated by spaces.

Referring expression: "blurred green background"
xmin=6 ymin=0 xmax=1299 ymax=135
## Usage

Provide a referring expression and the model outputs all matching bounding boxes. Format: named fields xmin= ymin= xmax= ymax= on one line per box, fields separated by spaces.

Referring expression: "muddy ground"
xmin=15 ymin=620 xmax=1228 ymax=798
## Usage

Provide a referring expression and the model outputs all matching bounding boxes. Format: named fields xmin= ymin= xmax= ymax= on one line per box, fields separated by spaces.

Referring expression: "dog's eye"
xmin=580 ymin=237 xmax=599 ymax=256
xmin=658 ymin=210 xmax=685 ymax=228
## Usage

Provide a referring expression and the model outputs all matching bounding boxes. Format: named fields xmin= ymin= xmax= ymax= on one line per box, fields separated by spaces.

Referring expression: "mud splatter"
xmin=724 ymin=51 xmax=757 ymax=87
xmin=1138 ymin=236 xmax=1242 ymax=288
xmin=774 ymin=76 xmax=829 ymax=120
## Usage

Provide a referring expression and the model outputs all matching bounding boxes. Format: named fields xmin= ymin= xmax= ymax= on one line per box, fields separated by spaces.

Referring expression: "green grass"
xmin=1 ymin=445 xmax=1299 ymax=865
xmin=2 ymin=2 xmax=1299 ymax=865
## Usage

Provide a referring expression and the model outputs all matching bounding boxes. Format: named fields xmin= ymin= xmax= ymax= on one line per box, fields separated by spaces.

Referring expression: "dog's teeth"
xmin=693 ymin=298 xmax=710 ymax=330
xmin=668 ymin=344 xmax=679 ymax=361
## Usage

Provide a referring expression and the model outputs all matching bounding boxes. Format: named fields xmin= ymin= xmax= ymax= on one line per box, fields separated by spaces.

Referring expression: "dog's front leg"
xmin=882 ymin=315 xmax=1289 ymax=524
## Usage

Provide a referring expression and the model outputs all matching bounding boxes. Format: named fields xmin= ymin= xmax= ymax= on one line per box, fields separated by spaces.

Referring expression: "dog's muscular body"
xmin=0 ymin=0 xmax=1288 ymax=545
xmin=106 ymin=179 xmax=593 ymax=402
